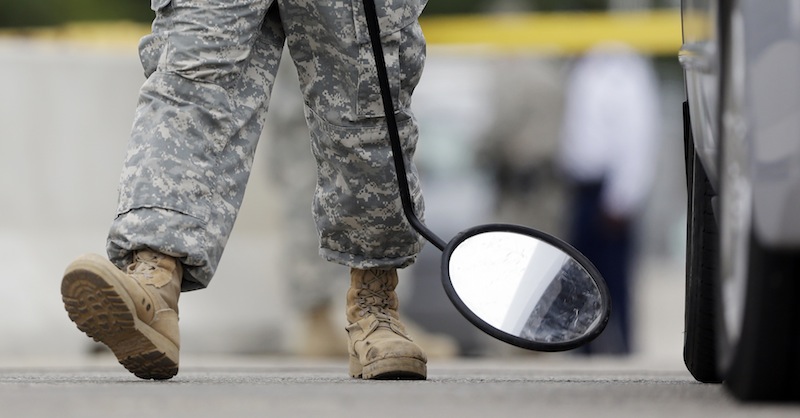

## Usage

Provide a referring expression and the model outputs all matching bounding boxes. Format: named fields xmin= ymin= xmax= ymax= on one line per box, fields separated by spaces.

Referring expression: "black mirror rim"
xmin=440 ymin=223 xmax=612 ymax=352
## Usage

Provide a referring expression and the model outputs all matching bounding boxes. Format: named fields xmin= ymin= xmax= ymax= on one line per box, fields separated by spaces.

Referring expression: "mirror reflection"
xmin=447 ymin=230 xmax=607 ymax=347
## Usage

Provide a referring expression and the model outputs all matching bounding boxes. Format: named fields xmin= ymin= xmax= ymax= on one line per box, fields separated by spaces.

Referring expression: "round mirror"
xmin=441 ymin=224 xmax=611 ymax=351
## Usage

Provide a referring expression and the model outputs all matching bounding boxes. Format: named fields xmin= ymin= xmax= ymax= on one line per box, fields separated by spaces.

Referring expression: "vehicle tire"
xmin=715 ymin=0 xmax=800 ymax=401
xmin=722 ymin=231 xmax=800 ymax=400
xmin=682 ymin=101 xmax=722 ymax=384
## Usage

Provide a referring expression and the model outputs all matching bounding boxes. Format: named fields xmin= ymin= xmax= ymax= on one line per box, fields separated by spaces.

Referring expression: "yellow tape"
xmin=0 ymin=9 xmax=682 ymax=56
xmin=420 ymin=9 xmax=682 ymax=55
xmin=0 ymin=21 xmax=148 ymax=52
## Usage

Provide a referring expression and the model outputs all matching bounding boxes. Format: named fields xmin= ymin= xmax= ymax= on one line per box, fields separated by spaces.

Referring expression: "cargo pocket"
xmin=140 ymin=0 xmax=174 ymax=77
xmin=351 ymin=0 xmax=425 ymax=43
xmin=351 ymin=0 xmax=426 ymax=118
xmin=115 ymin=178 xmax=212 ymax=225
xmin=151 ymin=0 xmax=172 ymax=12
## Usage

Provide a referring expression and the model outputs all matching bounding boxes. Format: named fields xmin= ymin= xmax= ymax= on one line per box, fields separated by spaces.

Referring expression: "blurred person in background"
xmin=479 ymin=56 xmax=568 ymax=238
xmin=264 ymin=52 xmax=349 ymax=358
xmin=60 ymin=0 xmax=432 ymax=381
xmin=557 ymin=44 xmax=660 ymax=355
xmin=468 ymin=55 xmax=571 ymax=356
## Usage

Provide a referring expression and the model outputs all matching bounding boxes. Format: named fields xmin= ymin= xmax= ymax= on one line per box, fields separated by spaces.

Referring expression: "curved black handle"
xmin=361 ymin=0 xmax=446 ymax=250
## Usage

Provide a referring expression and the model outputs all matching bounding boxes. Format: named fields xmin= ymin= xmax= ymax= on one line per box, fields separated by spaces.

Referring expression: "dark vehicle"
xmin=680 ymin=0 xmax=800 ymax=401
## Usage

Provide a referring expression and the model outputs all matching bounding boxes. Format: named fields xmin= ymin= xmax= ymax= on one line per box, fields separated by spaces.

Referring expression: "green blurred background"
xmin=0 ymin=0 xmax=679 ymax=28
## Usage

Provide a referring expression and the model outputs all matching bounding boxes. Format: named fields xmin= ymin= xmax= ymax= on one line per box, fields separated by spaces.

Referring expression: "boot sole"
xmin=61 ymin=256 xmax=179 ymax=380
xmin=350 ymin=356 xmax=427 ymax=380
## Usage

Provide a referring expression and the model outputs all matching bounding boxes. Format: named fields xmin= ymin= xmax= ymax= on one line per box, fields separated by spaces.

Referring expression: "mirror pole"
xmin=362 ymin=0 xmax=446 ymax=251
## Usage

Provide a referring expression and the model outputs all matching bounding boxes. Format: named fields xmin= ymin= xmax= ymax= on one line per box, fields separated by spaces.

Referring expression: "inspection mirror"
xmin=362 ymin=0 xmax=612 ymax=351
xmin=443 ymin=224 xmax=610 ymax=351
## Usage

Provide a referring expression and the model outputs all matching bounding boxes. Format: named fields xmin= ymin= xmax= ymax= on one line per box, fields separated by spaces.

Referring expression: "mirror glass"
xmin=443 ymin=226 xmax=610 ymax=351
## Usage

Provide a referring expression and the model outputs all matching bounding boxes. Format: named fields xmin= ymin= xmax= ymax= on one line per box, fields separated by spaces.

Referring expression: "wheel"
xmin=682 ymin=101 xmax=723 ymax=384
xmin=683 ymin=101 xmax=722 ymax=383
xmin=721 ymin=231 xmax=800 ymax=400
xmin=715 ymin=0 xmax=800 ymax=401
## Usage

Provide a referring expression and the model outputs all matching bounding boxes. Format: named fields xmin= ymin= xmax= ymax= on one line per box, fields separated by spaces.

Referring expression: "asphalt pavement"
xmin=2 ymin=355 xmax=799 ymax=418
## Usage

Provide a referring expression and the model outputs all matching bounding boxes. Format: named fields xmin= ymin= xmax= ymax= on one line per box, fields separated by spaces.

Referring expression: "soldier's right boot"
xmin=61 ymin=250 xmax=182 ymax=380
xmin=346 ymin=268 xmax=427 ymax=380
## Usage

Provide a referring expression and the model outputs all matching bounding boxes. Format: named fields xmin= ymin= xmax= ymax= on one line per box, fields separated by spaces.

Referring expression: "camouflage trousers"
xmin=107 ymin=0 xmax=427 ymax=291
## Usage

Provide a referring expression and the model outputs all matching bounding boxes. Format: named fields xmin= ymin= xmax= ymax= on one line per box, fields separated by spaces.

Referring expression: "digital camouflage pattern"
xmin=266 ymin=51 xmax=349 ymax=312
xmin=107 ymin=0 xmax=427 ymax=291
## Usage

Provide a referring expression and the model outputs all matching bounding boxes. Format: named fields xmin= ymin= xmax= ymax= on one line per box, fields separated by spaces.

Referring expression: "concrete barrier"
xmin=0 ymin=37 xmax=688 ymax=367
xmin=0 ymin=39 xmax=286 ymax=356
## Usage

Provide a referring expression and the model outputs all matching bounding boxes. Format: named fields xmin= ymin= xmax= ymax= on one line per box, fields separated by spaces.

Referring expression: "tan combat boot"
xmin=61 ymin=250 xmax=182 ymax=380
xmin=346 ymin=268 xmax=427 ymax=380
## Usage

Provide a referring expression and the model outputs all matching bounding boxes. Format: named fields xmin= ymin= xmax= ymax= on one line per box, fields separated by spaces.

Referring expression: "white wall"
xmin=0 ymin=39 xmax=287 ymax=356
xmin=0 ymin=38 xmax=688 ymax=365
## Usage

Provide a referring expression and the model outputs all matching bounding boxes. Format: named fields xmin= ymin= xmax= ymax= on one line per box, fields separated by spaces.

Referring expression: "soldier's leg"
xmin=279 ymin=0 xmax=430 ymax=379
xmin=63 ymin=1 xmax=287 ymax=380
xmin=107 ymin=0 xmax=285 ymax=290
xmin=279 ymin=0 xmax=427 ymax=268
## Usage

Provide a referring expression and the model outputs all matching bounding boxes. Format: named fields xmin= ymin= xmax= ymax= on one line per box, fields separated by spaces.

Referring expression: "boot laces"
xmin=126 ymin=251 xmax=163 ymax=278
xmin=357 ymin=289 xmax=390 ymax=317
xmin=356 ymin=273 xmax=396 ymax=323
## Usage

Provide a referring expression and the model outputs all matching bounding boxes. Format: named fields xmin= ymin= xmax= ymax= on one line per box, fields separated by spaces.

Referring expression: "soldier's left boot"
xmin=61 ymin=250 xmax=182 ymax=380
